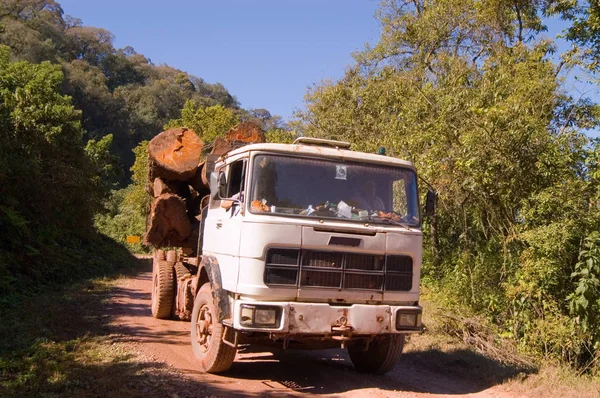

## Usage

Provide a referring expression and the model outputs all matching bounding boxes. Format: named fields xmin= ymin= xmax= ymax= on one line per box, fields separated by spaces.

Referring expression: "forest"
xmin=1 ymin=0 xmax=600 ymax=381
xmin=0 ymin=0 xmax=292 ymax=305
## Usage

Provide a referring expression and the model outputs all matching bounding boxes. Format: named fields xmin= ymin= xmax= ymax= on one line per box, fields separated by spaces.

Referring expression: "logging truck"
xmin=146 ymin=124 xmax=435 ymax=374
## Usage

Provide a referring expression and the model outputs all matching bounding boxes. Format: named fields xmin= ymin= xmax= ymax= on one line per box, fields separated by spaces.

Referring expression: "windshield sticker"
xmin=335 ymin=165 xmax=347 ymax=180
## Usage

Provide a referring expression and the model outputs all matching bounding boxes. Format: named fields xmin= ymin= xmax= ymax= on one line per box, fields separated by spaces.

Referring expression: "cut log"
xmin=211 ymin=137 xmax=234 ymax=156
xmin=145 ymin=193 xmax=192 ymax=247
xmin=144 ymin=122 xmax=266 ymax=251
xmin=153 ymin=177 xmax=172 ymax=197
xmin=189 ymin=163 xmax=210 ymax=193
xmin=178 ymin=223 xmax=200 ymax=250
xmin=226 ymin=122 xmax=266 ymax=144
xmin=148 ymin=127 xmax=204 ymax=182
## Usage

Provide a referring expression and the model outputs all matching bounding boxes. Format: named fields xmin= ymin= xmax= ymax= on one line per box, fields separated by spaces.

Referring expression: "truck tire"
xmin=347 ymin=335 xmax=405 ymax=374
xmin=191 ymin=283 xmax=236 ymax=373
xmin=151 ymin=258 xmax=175 ymax=319
xmin=166 ymin=249 xmax=177 ymax=263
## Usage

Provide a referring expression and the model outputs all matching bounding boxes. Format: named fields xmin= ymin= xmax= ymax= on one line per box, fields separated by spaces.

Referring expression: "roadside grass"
xmin=414 ymin=287 xmax=600 ymax=397
xmin=0 ymin=243 xmax=214 ymax=398
xmin=505 ymin=364 xmax=600 ymax=398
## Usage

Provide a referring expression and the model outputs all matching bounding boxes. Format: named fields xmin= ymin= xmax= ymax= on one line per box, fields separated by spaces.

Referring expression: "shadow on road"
xmin=218 ymin=343 xmax=534 ymax=396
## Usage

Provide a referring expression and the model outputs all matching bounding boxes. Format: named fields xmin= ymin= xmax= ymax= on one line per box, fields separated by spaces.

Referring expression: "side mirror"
xmin=210 ymin=171 xmax=228 ymax=200
xmin=218 ymin=172 xmax=228 ymax=198
xmin=209 ymin=172 xmax=219 ymax=200
xmin=425 ymin=189 xmax=437 ymax=217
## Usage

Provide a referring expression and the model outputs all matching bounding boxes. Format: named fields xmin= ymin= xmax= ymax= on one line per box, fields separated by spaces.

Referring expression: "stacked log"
xmin=144 ymin=123 xmax=266 ymax=249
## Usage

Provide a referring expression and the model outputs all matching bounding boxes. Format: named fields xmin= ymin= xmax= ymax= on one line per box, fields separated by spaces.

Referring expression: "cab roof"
xmin=221 ymin=142 xmax=416 ymax=171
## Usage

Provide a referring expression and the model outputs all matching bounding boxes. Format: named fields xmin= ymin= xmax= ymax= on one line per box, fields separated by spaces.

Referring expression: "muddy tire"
xmin=191 ymin=283 xmax=236 ymax=373
xmin=166 ymin=249 xmax=177 ymax=263
xmin=347 ymin=335 xmax=405 ymax=374
xmin=151 ymin=258 xmax=175 ymax=319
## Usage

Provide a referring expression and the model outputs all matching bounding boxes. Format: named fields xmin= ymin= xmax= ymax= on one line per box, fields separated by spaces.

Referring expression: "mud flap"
xmin=197 ymin=255 xmax=231 ymax=322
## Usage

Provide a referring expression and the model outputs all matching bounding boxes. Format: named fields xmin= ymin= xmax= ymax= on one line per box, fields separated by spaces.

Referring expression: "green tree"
xmin=0 ymin=45 xmax=104 ymax=234
xmin=265 ymin=128 xmax=297 ymax=144
xmin=165 ymin=100 xmax=239 ymax=143
xmin=95 ymin=141 xmax=150 ymax=251
xmin=546 ymin=1 xmax=600 ymax=69
xmin=0 ymin=2 xmax=240 ymax=183
xmin=0 ymin=0 xmax=66 ymax=63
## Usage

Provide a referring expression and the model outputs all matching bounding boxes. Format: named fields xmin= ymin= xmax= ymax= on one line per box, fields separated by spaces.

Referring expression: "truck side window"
xmin=227 ymin=160 xmax=246 ymax=199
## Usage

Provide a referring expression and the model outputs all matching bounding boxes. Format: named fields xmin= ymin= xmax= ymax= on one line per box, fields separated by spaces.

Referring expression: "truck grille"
xmin=264 ymin=249 xmax=413 ymax=291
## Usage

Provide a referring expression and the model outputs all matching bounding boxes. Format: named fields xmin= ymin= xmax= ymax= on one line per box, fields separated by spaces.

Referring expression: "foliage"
xmin=299 ymin=0 xmax=600 ymax=368
xmin=0 ymin=45 xmax=103 ymax=235
xmin=0 ymin=43 xmax=138 ymax=301
xmin=0 ymin=0 xmax=239 ymax=182
xmin=95 ymin=142 xmax=151 ymax=253
xmin=265 ymin=128 xmax=298 ymax=143
xmin=85 ymin=134 xmax=121 ymax=192
xmin=568 ymin=231 xmax=600 ymax=359
xmin=165 ymin=100 xmax=239 ymax=143
xmin=546 ymin=1 xmax=600 ymax=70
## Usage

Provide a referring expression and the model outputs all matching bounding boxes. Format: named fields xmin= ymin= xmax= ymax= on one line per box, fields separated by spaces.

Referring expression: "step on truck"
xmin=146 ymin=124 xmax=435 ymax=374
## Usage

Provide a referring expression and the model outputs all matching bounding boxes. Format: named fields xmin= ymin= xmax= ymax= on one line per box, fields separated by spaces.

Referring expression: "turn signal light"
xmin=396 ymin=309 xmax=422 ymax=330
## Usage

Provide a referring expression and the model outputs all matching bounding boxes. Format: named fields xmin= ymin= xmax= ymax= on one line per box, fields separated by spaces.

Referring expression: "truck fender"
xmin=194 ymin=255 xmax=230 ymax=322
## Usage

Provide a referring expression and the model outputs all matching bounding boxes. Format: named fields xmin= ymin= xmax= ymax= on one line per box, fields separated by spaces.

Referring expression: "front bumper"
xmin=232 ymin=300 xmax=422 ymax=335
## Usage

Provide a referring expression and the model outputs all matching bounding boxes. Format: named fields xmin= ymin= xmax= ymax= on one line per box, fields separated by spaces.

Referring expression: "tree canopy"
xmin=0 ymin=0 xmax=239 ymax=184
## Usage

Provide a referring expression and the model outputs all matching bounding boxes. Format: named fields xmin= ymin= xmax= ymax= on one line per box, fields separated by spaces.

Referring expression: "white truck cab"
xmin=151 ymin=138 xmax=432 ymax=374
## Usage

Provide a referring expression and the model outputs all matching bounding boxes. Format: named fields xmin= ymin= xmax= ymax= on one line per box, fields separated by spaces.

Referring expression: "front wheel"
xmin=190 ymin=284 xmax=236 ymax=373
xmin=347 ymin=335 xmax=405 ymax=374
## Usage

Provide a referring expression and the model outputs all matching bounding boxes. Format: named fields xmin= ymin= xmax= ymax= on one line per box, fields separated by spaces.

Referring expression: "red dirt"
xmin=107 ymin=267 xmax=520 ymax=397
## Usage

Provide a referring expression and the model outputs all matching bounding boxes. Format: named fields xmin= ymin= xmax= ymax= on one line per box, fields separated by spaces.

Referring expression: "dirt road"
xmin=107 ymin=265 xmax=519 ymax=397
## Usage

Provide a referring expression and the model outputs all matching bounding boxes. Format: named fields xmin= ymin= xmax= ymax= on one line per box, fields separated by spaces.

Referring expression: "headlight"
xmin=396 ymin=309 xmax=422 ymax=330
xmin=255 ymin=309 xmax=277 ymax=325
xmin=239 ymin=305 xmax=281 ymax=328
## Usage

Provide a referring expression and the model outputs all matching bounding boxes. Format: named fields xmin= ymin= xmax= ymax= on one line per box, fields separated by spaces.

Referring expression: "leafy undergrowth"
xmin=414 ymin=288 xmax=600 ymax=397
xmin=0 ymin=256 xmax=215 ymax=398
xmin=0 ymin=233 xmax=138 ymax=314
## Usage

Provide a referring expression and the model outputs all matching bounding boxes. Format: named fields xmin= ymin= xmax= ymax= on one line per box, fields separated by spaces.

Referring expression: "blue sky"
xmin=57 ymin=0 xmax=381 ymax=121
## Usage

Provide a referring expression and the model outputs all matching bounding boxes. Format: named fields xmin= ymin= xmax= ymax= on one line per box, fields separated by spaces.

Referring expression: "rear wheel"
xmin=151 ymin=256 xmax=175 ymax=319
xmin=191 ymin=283 xmax=236 ymax=373
xmin=347 ymin=335 xmax=405 ymax=374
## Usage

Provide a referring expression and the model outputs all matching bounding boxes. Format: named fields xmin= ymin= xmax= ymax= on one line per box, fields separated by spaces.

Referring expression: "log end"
xmin=148 ymin=127 xmax=204 ymax=181
xmin=145 ymin=193 xmax=192 ymax=247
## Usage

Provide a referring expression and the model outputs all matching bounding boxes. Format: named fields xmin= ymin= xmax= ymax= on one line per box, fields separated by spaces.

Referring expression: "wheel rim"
xmin=196 ymin=304 xmax=213 ymax=352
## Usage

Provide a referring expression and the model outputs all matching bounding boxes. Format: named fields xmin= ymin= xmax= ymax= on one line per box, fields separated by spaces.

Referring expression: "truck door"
xmin=202 ymin=159 xmax=247 ymax=292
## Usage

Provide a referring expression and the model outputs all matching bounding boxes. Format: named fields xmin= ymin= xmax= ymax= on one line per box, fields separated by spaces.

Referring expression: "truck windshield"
xmin=248 ymin=154 xmax=420 ymax=226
